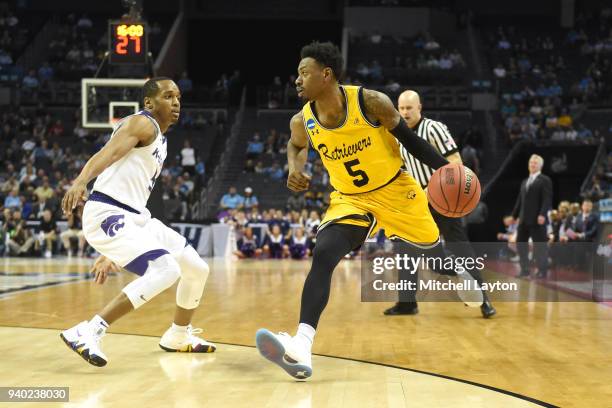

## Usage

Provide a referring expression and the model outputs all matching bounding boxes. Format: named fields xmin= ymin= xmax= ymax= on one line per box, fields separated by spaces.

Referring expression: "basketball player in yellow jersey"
xmin=256 ymin=41 xmax=459 ymax=380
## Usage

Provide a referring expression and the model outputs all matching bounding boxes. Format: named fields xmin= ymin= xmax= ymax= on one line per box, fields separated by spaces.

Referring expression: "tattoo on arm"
xmin=362 ymin=89 xmax=401 ymax=130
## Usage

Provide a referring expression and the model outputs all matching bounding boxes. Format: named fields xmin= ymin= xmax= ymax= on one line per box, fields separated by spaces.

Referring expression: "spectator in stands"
xmin=265 ymin=162 xmax=284 ymax=180
xmin=493 ymin=64 xmax=507 ymax=78
xmin=424 ymin=35 xmax=440 ymax=51
xmin=60 ymin=210 xmax=85 ymax=257
xmin=48 ymin=119 xmax=64 ymax=137
xmin=284 ymin=75 xmax=298 ymax=106
xmin=461 ymin=141 xmax=480 ymax=175
xmin=234 ymin=227 xmax=262 ymax=259
xmin=577 ymin=124 xmax=593 ymax=140
xmin=243 ymin=187 xmax=259 ymax=210
xmin=38 ymin=61 xmax=54 ymax=84
xmin=244 ymin=159 xmax=255 ymax=173
xmin=0 ymin=49 xmax=12 ymax=65
xmin=33 ymin=177 xmax=54 ymax=202
xmin=449 ymin=49 xmax=466 ymax=68
xmin=177 ymin=71 xmax=193 ymax=94
xmin=385 ymin=79 xmax=401 ymax=93
xmin=548 ymin=210 xmax=562 ymax=243
xmin=179 ymin=173 xmax=195 ymax=198
xmin=38 ymin=208 xmax=57 ymax=258
xmin=269 ymin=209 xmax=291 ymax=235
xmin=286 ymin=192 xmax=306 ymax=212
xmin=288 ymin=227 xmax=310 ymax=260
xmin=29 ymin=195 xmax=47 ymax=219
xmin=356 ymin=63 xmax=370 ymax=81
xmin=7 ymin=211 xmax=35 ymax=256
xmin=3 ymin=189 xmax=20 ymax=210
xmin=497 ymin=215 xmax=518 ymax=260
xmin=246 ymin=133 xmax=264 ymax=159
xmin=0 ymin=175 xmax=18 ymax=197
xmin=267 ymin=76 xmax=284 ymax=108
xmin=262 ymin=224 xmax=289 ymax=259
xmin=575 ymin=199 xmax=599 ymax=242
xmin=254 ymin=161 xmax=265 ymax=174
xmin=220 ymin=186 xmax=244 ymax=210
xmin=77 ymin=14 xmax=93 ymax=29
xmin=370 ymin=31 xmax=382 ymax=44
xmin=369 ymin=60 xmax=383 ymax=83
xmin=181 ymin=139 xmax=196 ymax=175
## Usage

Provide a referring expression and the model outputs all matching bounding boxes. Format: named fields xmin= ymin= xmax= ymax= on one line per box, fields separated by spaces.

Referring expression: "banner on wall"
xmin=170 ymin=223 xmax=214 ymax=257
xmin=170 ymin=223 xmax=231 ymax=258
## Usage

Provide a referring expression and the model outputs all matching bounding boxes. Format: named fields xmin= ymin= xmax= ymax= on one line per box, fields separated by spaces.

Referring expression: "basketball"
xmin=427 ymin=163 xmax=481 ymax=218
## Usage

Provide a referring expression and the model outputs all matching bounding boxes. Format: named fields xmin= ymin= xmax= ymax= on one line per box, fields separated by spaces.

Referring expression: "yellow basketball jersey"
xmin=301 ymin=85 xmax=403 ymax=194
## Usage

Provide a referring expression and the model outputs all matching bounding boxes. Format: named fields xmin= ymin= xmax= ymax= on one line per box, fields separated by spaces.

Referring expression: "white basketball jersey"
xmin=93 ymin=111 xmax=167 ymax=212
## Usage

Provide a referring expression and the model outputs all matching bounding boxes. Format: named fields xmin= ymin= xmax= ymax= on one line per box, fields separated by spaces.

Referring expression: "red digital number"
xmin=116 ymin=35 xmax=128 ymax=55
xmin=131 ymin=36 xmax=141 ymax=53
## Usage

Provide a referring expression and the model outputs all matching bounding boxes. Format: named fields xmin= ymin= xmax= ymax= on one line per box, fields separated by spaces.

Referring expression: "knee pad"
xmin=122 ymin=254 xmax=181 ymax=309
xmin=177 ymin=245 xmax=210 ymax=283
xmin=176 ymin=245 xmax=209 ymax=309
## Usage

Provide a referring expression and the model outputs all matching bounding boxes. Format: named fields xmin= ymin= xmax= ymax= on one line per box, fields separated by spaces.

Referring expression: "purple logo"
xmin=101 ymin=215 xmax=125 ymax=237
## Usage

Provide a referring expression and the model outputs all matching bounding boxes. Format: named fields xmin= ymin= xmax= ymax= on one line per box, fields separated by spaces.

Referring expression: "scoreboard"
xmin=108 ymin=21 xmax=148 ymax=64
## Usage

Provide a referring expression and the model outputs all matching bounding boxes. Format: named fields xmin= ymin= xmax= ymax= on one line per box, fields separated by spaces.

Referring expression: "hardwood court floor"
xmin=1 ymin=257 xmax=611 ymax=407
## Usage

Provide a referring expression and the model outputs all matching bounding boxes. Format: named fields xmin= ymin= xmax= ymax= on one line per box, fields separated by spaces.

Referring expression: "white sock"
xmin=294 ymin=323 xmax=315 ymax=352
xmin=171 ymin=323 xmax=189 ymax=332
xmin=88 ymin=315 xmax=109 ymax=337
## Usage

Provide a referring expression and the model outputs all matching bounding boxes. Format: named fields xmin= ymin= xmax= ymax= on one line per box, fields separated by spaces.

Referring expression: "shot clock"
xmin=108 ymin=21 xmax=148 ymax=64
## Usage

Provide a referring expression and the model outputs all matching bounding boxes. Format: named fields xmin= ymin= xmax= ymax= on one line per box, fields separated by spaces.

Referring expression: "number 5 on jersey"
xmin=344 ymin=159 xmax=369 ymax=187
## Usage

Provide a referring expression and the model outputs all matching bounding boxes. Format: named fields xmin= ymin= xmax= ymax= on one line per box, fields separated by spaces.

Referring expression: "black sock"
xmin=299 ymin=223 xmax=368 ymax=329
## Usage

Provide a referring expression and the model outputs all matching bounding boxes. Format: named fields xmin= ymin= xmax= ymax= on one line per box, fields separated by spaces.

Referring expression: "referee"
xmin=384 ymin=90 xmax=496 ymax=318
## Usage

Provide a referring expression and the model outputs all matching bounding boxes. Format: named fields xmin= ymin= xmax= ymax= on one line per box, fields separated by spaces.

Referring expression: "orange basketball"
xmin=427 ymin=163 xmax=481 ymax=218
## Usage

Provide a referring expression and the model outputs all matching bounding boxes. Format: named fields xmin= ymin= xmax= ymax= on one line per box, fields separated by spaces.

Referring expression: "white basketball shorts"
xmin=82 ymin=191 xmax=187 ymax=275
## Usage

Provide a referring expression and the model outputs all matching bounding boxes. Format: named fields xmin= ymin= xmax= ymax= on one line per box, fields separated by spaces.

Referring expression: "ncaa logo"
xmin=306 ymin=119 xmax=316 ymax=130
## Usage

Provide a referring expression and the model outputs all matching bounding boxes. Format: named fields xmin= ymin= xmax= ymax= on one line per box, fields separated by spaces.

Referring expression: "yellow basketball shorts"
xmin=319 ymin=171 xmax=440 ymax=247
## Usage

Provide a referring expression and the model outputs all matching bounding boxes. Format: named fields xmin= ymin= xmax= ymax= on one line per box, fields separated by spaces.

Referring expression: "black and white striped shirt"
xmin=398 ymin=117 xmax=458 ymax=189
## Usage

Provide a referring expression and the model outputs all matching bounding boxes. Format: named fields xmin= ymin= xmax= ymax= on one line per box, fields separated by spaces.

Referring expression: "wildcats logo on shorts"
xmin=101 ymin=214 xmax=125 ymax=237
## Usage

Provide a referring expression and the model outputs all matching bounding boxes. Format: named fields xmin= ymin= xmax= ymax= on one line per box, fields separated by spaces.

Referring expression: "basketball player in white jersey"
xmin=60 ymin=78 xmax=215 ymax=367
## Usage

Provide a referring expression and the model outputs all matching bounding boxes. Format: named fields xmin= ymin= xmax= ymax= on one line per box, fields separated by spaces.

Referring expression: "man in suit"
xmin=570 ymin=199 xmax=599 ymax=269
xmin=573 ymin=199 xmax=599 ymax=242
xmin=512 ymin=154 xmax=553 ymax=278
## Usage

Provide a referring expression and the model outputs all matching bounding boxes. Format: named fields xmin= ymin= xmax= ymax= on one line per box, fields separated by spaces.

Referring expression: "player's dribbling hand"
xmin=62 ymin=180 xmax=88 ymax=216
xmin=92 ymin=255 xmax=120 ymax=285
xmin=287 ymin=170 xmax=311 ymax=192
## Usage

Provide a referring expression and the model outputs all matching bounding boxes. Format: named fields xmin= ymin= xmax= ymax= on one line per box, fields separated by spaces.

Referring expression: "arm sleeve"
xmin=389 ymin=119 xmax=449 ymax=170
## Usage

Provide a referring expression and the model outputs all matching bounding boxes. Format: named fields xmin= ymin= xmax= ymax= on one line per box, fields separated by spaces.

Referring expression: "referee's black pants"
xmin=397 ymin=206 xmax=485 ymax=303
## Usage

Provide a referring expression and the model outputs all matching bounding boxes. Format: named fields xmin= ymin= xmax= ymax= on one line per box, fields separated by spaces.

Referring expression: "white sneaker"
xmin=60 ymin=321 xmax=107 ymax=367
xmin=255 ymin=329 xmax=312 ymax=380
xmin=44 ymin=250 xmax=52 ymax=258
xmin=159 ymin=325 xmax=216 ymax=353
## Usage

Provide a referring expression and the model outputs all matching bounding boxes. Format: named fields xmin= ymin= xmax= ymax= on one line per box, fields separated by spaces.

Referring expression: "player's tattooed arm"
xmin=287 ymin=112 xmax=311 ymax=192
xmin=62 ymin=115 xmax=155 ymax=214
xmin=362 ymin=88 xmax=449 ymax=170
xmin=362 ymin=89 xmax=401 ymax=129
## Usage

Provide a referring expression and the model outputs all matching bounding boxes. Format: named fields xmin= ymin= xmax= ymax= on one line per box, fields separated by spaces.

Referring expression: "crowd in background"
xmin=0 ymin=105 xmax=206 ymax=257
xmin=498 ymin=198 xmax=600 ymax=269
xmin=242 ymin=128 xmax=330 ymax=191
xmin=491 ymin=9 xmax=612 ymax=144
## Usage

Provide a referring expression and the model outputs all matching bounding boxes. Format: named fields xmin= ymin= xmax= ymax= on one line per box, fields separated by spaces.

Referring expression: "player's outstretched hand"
xmin=92 ymin=255 xmax=120 ymax=285
xmin=287 ymin=171 xmax=311 ymax=192
xmin=62 ymin=181 xmax=88 ymax=216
